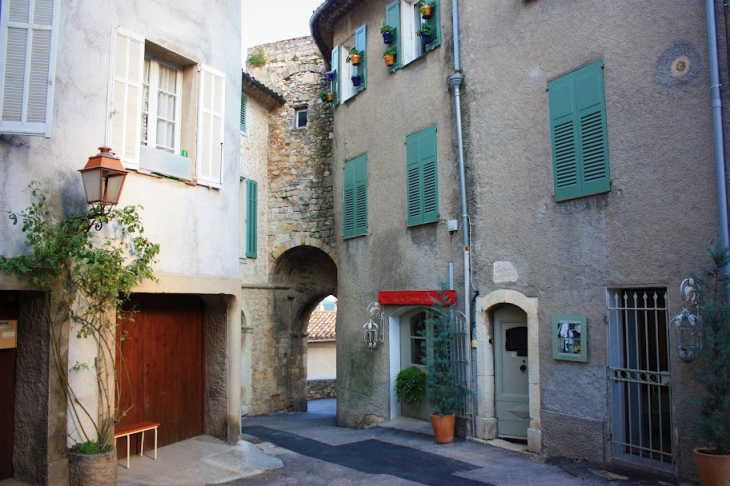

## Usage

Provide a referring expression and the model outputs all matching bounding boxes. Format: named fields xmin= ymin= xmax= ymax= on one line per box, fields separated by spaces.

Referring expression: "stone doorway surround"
xmin=474 ymin=290 xmax=541 ymax=453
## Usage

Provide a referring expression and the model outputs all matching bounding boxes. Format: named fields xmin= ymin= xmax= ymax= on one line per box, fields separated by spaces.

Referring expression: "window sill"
xmin=139 ymin=145 xmax=194 ymax=181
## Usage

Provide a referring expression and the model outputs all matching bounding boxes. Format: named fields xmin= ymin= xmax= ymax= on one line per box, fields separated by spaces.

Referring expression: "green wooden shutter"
xmin=406 ymin=125 xmax=438 ymax=226
xmin=246 ymin=179 xmax=258 ymax=258
xmin=331 ymin=45 xmax=340 ymax=105
xmin=548 ymin=60 xmax=609 ymax=201
xmin=240 ymin=95 xmax=247 ymax=132
xmin=385 ymin=0 xmax=401 ymax=72
xmin=425 ymin=0 xmax=441 ymax=52
xmin=343 ymin=155 xmax=367 ymax=238
xmin=355 ymin=24 xmax=367 ymax=92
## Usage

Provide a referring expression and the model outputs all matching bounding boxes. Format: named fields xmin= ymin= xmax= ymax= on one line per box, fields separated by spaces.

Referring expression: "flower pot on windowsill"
xmin=420 ymin=5 xmax=433 ymax=18
xmin=384 ymin=54 xmax=396 ymax=66
xmin=420 ymin=33 xmax=432 ymax=45
xmin=351 ymin=75 xmax=362 ymax=87
xmin=382 ymin=32 xmax=393 ymax=44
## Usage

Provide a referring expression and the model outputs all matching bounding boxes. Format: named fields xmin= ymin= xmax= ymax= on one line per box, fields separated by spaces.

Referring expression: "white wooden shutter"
xmin=106 ymin=27 xmax=144 ymax=169
xmin=0 ymin=0 xmax=59 ymax=136
xmin=196 ymin=65 xmax=225 ymax=188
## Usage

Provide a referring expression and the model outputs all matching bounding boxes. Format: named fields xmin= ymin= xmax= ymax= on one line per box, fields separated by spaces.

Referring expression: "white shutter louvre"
xmin=106 ymin=27 xmax=144 ymax=169
xmin=196 ymin=65 xmax=225 ymax=188
xmin=0 ymin=0 xmax=59 ymax=136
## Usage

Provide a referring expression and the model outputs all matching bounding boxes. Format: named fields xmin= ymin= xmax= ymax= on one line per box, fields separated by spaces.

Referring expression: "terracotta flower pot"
xmin=430 ymin=413 xmax=455 ymax=444
xmin=349 ymin=53 xmax=361 ymax=65
xmin=327 ymin=92 xmax=334 ymax=102
xmin=384 ymin=54 xmax=395 ymax=66
xmin=694 ymin=448 xmax=730 ymax=486
xmin=420 ymin=5 xmax=432 ymax=18
xmin=68 ymin=449 xmax=118 ymax=486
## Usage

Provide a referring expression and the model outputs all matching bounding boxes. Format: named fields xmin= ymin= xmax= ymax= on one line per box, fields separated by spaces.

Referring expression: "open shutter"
xmin=343 ymin=155 xmax=367 ymax=238
xmin=245 ymin=179 xmax=258 ymax=258
xmin=548 ymin=59 xmax=609 ymax=202
xmin=331 ymin=45 xmax=339 ymax=105
xmin=406 ymin=125 xmax=438 ymax=226
xmin=425 ymin=0 xmax=441 ymax=52
xmin=385 ymin=0 xmax=401 ymax=72
xmin=354 ymin=24 xmax=366 ymax=92
xmin=197 ymin=65 xmax=225 ymax=188
xmin=107 ymin=27 xmax=144 ymax=169
xmin=575 ymin=60 xmax=610 ymax=197
xmin=0 ymin=0 xmax=59 ymax=136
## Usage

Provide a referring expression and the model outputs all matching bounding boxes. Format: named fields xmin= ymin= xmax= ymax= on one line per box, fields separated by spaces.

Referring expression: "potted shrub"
xmin=318 ymin=89 xmax=333 ymax=102
xmin=395 ymin=366 xmax=427 ymax=415
xmin=423 ymin=299 xmax=464 ymax=444
xmin=416 ymin=0 xmax=436 ymax=19
xmin=691 ymin=243 xmax=730 ymax=485
xmin=380 ymin=22 xmax=396 ymax=44
xmin=346 ymin=47 xmax=362 ymax=65
xmin=416 ymin=24 xmax=433 ymax=45
xmin=383 ymin=45 xmax=397 ymax=66
xmin=0 ymin=184 xmax=159 ymax=485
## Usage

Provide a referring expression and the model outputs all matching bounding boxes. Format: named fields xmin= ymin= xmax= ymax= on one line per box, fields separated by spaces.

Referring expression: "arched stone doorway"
xmin=245 ymin=245 xmax=336 ymax=414
xmin=474 ymin=290 xmax=542 ymax=453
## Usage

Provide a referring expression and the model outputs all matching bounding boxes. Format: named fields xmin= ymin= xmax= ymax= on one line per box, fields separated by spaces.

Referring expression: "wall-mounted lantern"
xmin=363 ymin=302 xmax=385 ymax=349
xmin=79 ymin=146 xmax=128 ymax=208
xmin=670 ymin=278 xmax=702 ymax=362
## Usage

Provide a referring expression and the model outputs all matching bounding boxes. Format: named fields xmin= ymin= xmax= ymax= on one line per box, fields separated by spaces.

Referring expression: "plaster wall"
xmin=458 ymin=0 xmax=725 ymax=476
xmin=329 ymin=0 xmax=462 ymax=428
xmin=306 ymin=341 xmax=337 ymax=380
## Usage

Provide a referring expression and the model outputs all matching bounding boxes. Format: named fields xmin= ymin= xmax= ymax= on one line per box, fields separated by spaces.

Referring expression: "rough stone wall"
xmin=247 ymin=37 xmax=335 ymax=259
xmin=306 ymin=380 xmax=337 ymax=400
xmin=242 ymin=37 xmax=337 ymax=416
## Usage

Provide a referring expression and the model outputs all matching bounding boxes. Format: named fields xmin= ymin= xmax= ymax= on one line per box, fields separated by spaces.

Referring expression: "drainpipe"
xmin=447 ymin=0 xmax=473 ymax=437
xmin=706 ymin=0 xmax=730 ymax=287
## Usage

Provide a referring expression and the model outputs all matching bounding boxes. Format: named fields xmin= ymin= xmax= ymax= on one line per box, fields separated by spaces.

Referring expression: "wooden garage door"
xmin=0 ymin=293 xmax=18 ymax=480
xmin=116 ymin=294 xmax=204 ymax=455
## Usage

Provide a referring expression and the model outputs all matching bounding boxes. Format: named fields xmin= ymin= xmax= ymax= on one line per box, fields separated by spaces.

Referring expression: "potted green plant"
xmin=395 ymin=365 xmax=427 ymax=414
xmin=383 ymin=45 xmax=397 ymax=66
xmin=380 ymin=22 xmax=396 ymax=44
xmin=0 ymin=184 xmax=159 ymax=485
xmin=416 ymin=0 xmax=436 ymax=19
xmin=346 ymin=47 xmax=362 ymax=65
xmin=416 ymin=24 xmax=433 ymax=45
xmin=690 ymin=243 xmax=730 ymax=485
xmin=423 ymin=297 xmax=465 ymax=444
xmin=318 ymin=89 xmax=333 ymax=102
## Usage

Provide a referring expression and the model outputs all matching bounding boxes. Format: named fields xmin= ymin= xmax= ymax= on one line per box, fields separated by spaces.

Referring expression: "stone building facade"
xmin=240 ymin=37 xmax=336 ymax=415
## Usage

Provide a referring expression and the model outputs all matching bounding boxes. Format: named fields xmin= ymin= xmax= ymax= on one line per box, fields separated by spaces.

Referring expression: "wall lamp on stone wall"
xmin=79 ymin=146 xmax=128 ymax=228
xmin=364 ymin=302 xmax=385 ymax=349
xmin=670 ymin=278 xmax=702 ymax=362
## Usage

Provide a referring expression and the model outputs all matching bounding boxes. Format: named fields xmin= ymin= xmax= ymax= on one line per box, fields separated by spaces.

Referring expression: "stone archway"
xmin=248 ymin=245 xmax=336 ymax=414
xmin=474 ymin=289 xmax=541 ymax=453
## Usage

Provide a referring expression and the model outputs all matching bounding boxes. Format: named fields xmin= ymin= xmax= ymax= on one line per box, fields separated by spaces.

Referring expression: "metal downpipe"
xmin=449 ymin=0 xmax=473 ymax=437
xmin=706 ymin=0 xmax=730 ymax=259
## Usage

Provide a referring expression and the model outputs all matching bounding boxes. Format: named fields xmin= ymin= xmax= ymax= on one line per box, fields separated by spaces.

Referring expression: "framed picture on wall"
xmin=552 ymin=314 xmax=587 ymax=362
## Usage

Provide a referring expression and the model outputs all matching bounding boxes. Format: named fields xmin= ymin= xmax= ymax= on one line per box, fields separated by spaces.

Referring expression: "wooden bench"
xmin=114 ymin=421 xmax=160 ymax=469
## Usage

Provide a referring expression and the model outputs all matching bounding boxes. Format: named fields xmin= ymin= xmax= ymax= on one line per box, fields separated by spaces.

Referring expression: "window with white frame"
xmin=107 ymin=27 xmax=226 ymax=188
xmin=0 ymin=0 xmax=60 ymax=137
xmin=142 ymin=57 xmax=182 ymax=153
xmin=330 ymin=24 xmax=367 ymax=105
xmin=295 ymin=107 xmax=307 ymax=128
xmin=384 ymin=0 xmax=441 ymax=72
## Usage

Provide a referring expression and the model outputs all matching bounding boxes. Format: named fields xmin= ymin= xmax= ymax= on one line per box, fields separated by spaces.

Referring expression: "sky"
xmin=241 ymin=0 xmax=324 ymax=54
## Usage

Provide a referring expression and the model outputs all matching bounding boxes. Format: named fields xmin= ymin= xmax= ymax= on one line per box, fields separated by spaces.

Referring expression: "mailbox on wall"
xmin=0 ymin=320 xmax=17 ymax=349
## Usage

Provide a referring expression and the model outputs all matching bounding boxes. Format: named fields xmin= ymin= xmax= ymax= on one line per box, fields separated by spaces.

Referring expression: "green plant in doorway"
xmin=395 ymin=365 xmax=427 ymax=411
xmin=0 ymin=183 xmax=159 ymax=453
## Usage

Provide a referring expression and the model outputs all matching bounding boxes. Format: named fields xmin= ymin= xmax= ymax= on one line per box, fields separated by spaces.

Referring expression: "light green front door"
xmin=494 ymin=305 xmax=529 ymax=439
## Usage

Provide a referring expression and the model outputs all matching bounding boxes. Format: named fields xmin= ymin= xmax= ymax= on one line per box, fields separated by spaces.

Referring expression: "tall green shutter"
xmin=240 ymin=95 xmax=247 ymax=131
xmin=406 ymin=125 xmax=439 ymax=226
xmin=245 ymin=179 xmax=258 ymax=258
xmin=548 ymin=59 xmax=609 ymax=202
xmin=425 ymin=0 xmax=441 ymax=52
xmin=343 ymin=155 xmax=368 ymax=238
xmin=385 ymin=0 xmax=401 ymax=72
xmin=331 ymin=45 xmax=340 ymax=105
xmin=355 ymin=24 xmax=367 ymax=92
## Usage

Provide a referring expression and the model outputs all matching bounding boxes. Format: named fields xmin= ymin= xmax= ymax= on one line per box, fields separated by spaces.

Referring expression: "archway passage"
xmin=260 ymin=245 xmax=337 ymax=413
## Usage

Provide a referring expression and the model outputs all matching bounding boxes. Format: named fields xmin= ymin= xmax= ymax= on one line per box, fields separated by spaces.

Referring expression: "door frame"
xmin=474 ymin=290 xmax=541 ymax=453
xmin=493 ymin=306 xmax=529 ymax=439
xmin=388 ymin=305 xmax=421 ymax=419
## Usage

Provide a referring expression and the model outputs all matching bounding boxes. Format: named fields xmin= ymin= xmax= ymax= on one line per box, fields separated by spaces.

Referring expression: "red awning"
xmin=378 ymin=290 xmax=457 ymax=306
